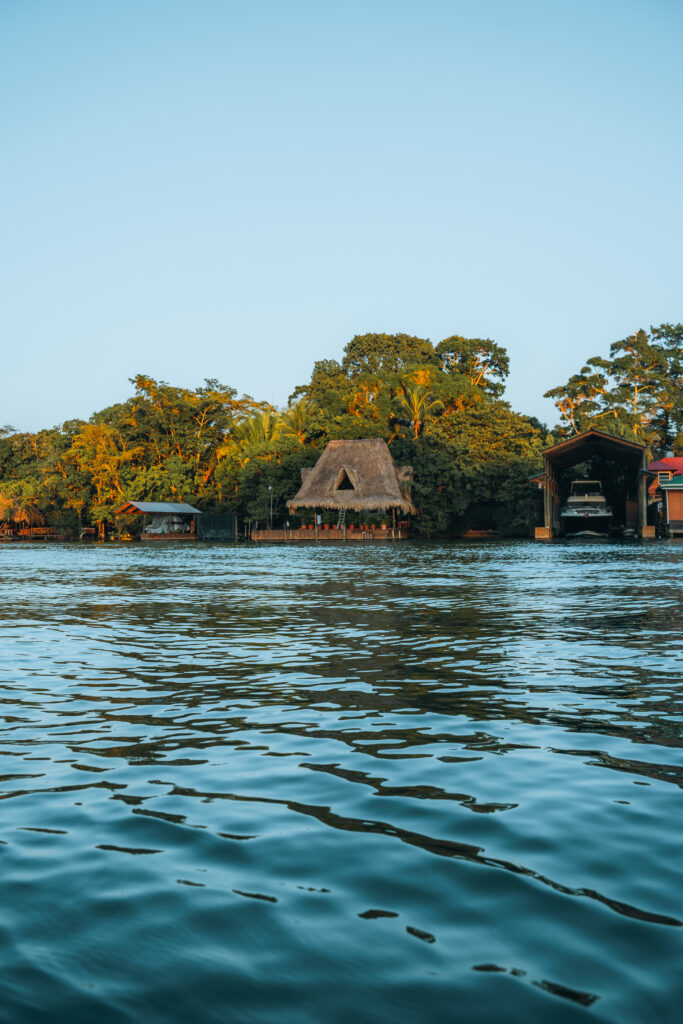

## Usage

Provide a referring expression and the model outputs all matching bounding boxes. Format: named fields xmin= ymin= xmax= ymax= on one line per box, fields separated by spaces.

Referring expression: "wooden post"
xmin=638 ymin=452 xmax=648 ymax=537
xmin=535 ymin=456 xmax=555 ymax=539
xmin=665 ymin=489 xmax=671 ymax=536
xmin=551 ymin=464 xmax=560 ymax=534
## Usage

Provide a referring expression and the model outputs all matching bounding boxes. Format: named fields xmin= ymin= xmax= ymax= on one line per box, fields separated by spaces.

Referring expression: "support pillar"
xmin=638 ymin=452 xmax=651 ymax=537
xmin=537 ymin=457 xmax=555 ymax=538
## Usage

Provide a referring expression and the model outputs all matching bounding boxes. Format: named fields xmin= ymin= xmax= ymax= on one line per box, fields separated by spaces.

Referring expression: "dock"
xmin=251 ymin=527 xmax=409 ymax=542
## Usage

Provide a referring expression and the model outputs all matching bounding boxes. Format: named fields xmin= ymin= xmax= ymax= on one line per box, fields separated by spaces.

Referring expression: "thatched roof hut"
xmin=287 ymin=439 xmax=418 ymax=515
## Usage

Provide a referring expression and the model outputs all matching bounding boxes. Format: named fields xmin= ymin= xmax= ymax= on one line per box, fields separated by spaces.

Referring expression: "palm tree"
xmin=0 ymin=491 xmax=43 ymax=527
xmin=234 ymin=409 xmax=281 ymax=445
xmin=276 ymin=398 xmax=314 ymax=444
xmin=394 ymin=384 xmax=444 ymax=439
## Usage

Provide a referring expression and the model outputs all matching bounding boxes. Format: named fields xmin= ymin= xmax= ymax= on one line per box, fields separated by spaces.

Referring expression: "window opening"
xmin=337 ymin=469 xmax=355 ymax=490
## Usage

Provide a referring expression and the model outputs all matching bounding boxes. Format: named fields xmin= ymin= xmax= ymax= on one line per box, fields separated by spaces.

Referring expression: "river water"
xmin=1 ymin=540 xmax=682 ymax=1023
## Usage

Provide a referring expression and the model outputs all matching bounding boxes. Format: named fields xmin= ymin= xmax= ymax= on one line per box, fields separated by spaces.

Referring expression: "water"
xmin=1 ymin=540 xmax=682 ymax=1023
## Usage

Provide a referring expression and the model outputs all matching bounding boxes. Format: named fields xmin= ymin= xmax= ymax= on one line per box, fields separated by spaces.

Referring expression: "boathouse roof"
xmin=540 ymin=429 xmax=646 ymax=471
xmin=287 ymin=438 xmax=418 ymax=515
xmin=114 ymin=501 xmax=202 ymax=515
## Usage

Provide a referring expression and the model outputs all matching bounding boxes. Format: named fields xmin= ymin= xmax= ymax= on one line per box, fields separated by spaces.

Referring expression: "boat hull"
xmin=561 ymin=514 xmax=612 ymax=536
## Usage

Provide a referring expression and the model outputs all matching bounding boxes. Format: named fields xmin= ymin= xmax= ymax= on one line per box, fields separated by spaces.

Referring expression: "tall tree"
xmin=544 ymin=367 xmax=613 ymax=435
xmin=277 ymin=398 xmax=316 ymax=444
xmin=436 ymin=336 xmax=509 ymax=398
xmin=606 ymin=330 xmax=666 ymax=440
xmin=544 ymin=325 xmax=677 ymax=450
xmin=650 ymin=323 xmax=683 ymax=451
xmin=340 ymin=333 xmax=437 ymax=378
xmin=64 ymin=423 xmax=138 ymax=536
xmin=393 ymin=384 xmax=444 ymax=439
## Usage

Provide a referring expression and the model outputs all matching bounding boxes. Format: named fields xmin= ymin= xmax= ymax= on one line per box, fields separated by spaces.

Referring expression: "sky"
xmin=2 ymin=0 xmax=682 ymax=432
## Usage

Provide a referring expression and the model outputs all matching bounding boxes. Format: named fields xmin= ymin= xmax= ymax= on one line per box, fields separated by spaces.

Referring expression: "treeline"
xmin=544 ymin=323 xmax=683 ymax=451
xmin=1 ymin=325 xmax=680 ymax=538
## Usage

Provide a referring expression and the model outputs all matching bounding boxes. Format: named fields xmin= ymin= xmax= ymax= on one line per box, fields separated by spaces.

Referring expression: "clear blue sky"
xmin=2 ymin=0 xmax=681 ymax=431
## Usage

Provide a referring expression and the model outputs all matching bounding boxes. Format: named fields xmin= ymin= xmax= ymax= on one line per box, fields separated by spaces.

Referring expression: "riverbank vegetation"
xmin=1 ymin=325 xmax=681 ymax=537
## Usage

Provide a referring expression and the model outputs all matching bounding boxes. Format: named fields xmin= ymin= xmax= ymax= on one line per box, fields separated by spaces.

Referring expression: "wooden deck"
xmin=251 ymin=527 xmax=409 ymax=542
xmin=0 ymin=527 xmax=59 ymax=541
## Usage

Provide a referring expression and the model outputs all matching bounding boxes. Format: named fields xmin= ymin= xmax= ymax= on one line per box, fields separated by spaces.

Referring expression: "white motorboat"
xmin=561 ymin=480 xmax=612 ymax=535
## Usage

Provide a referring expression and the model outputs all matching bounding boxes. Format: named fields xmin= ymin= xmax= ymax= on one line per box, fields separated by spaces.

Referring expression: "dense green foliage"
xmin=544 ymin=323 xmax=683 ymax=454
xmin=0 ymin=330 xmax=580 ymax=538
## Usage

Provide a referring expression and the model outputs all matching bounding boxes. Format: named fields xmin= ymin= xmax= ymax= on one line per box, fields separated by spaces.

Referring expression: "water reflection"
xmin=1 ymin=541 xmax=683 ymax=1023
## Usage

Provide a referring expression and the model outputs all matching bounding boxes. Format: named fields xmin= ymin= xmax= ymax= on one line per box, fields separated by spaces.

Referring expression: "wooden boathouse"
xmin=253 ymin=438 xmax=417 ymax=542
xmin=114 ymin=502 xmax=237 ymax=541
xmin=532 ymin=430 xmax=652 ymax=539
xmin=114 ymin=501 xmax=202 ymax=540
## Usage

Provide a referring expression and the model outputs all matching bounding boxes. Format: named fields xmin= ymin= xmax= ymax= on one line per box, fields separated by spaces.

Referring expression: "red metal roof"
xmin=648 ymin=457 xmax=683 ymax=474
xmin=647 ymin=458 xmax=683 ymax=496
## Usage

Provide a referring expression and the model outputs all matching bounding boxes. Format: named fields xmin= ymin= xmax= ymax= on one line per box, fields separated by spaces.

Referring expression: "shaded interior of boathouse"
xmin=533 ymin=430 xmax=651 ymax=538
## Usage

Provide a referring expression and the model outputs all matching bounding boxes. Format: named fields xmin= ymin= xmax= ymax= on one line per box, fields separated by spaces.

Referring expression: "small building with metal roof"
xmin=646 ymin=457 xmax=683 ymax=499
xmin=114 ymin=501 xmax=202 ymax=540
xmin=659 ymin=475 xmax=683 ymax=537
xmin=114 ymin=501 xmax=237 ymax=542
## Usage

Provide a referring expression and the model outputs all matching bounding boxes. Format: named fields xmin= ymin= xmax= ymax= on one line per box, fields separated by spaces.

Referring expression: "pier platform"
xmin=251 ymin=527 xmax=408 ymax=542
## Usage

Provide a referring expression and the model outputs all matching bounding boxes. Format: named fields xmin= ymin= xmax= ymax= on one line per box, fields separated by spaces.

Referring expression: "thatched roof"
xmin=287 ymin=439 xmax=418 ymax=514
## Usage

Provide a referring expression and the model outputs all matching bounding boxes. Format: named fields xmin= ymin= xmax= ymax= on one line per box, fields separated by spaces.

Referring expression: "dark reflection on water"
xmin=1 ymin=541 xmax=683 ymax=1023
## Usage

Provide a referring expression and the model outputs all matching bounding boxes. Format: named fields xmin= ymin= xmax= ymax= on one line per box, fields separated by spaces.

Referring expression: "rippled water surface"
xmin=2 ymin=540 xmax=683 ymax=1023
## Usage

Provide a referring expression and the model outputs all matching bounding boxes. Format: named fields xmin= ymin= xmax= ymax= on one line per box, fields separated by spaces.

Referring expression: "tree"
xmin=650 ymin=323 xmax=683 ymax=451
xmin=544 ymin=324 xmax=679 ymax=451
xmin=393 ymin=383 xmax=444 ymax=439
xmin=436 ymin=336 xmax=509 ymax=398
xmin=234 ymin=409 xmax=280 ymax=447
xmin=64 ymin=423 xmax=138 ymax=536
xmin=544 ymin=367 xmax=613 ymax=435
xmin=606 ymin=330 xmax=666 ymax=441
xmin=340 ymin=333 xmax=437 ymax=379
xmin=0 ymin=485 xmax=44 ymax=527
xmin=277 ymin=398 xmax=316 ymax=444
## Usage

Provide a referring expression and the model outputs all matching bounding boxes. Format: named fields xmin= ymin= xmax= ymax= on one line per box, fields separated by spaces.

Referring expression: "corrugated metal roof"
xmin=115 ymin=501 xmax=201 ymax=515
xmin=660 ymin=476 xmax=683 ymax=489
xmin=648 ymin=458 xmax=683 ymax=473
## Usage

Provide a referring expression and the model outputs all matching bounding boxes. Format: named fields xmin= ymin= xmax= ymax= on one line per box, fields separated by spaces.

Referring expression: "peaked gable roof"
xmin=287 ymin=438 xmax=417 ymax=514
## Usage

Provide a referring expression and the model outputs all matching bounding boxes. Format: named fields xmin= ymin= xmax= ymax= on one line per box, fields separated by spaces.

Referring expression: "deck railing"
xmin=251 ymin=526 xmax=408 ymax=542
